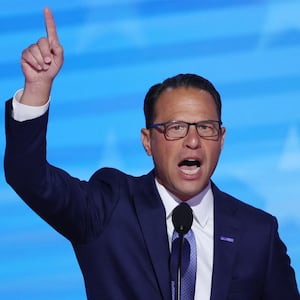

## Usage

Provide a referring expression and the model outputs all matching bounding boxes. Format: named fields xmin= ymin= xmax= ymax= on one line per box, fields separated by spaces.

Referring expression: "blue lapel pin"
xmin=220 ymin=236 xmax=234 ymax=243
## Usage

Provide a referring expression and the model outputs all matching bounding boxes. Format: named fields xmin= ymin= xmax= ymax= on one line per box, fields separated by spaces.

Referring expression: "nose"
xmin=183 ymin=125 xmax=201 ymax=149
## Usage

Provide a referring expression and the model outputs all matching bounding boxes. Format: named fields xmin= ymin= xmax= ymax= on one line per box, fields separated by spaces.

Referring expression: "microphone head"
xmin=172 ymin=202 xmax=193 ymax=235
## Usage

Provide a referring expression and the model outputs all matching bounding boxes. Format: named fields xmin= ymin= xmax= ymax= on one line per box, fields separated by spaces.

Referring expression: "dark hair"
xmin=143 ymin=73 xmax=222 ymax=129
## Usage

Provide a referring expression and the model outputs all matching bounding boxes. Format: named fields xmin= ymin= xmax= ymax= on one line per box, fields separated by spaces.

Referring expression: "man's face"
xmin=141 ymin=86 xmax=226 ymax=201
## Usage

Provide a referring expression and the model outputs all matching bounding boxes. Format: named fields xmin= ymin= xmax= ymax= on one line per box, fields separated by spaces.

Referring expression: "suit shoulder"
xmin=213 ymin=183 xmax=277 ymax=225
xmin=90 ymin=167 xmax=153 ymax=185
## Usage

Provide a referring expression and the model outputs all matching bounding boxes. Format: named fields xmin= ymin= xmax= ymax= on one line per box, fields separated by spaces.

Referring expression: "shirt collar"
xmin=155 ymin=179 xmax=214 ymax=228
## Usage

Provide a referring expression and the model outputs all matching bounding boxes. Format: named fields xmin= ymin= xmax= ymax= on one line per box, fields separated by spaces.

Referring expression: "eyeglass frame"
xmin=148 ymin=119 xmax=223 ymax=141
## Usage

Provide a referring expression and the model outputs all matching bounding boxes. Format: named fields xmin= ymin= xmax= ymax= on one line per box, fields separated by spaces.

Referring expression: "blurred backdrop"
xmin=0 ymin=0 xmax=299 ymax=299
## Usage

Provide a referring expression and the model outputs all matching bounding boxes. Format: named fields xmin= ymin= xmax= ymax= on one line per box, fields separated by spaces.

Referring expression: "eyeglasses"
xmin=149 ymin=120 xmax=222 ymax=141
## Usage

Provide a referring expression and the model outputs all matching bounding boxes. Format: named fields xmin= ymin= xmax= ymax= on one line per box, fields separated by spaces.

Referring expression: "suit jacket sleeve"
xmin=4 ymin=99 xmax=114 ymax=243
xmin=264 ymin=217 xmax=299 ymax=299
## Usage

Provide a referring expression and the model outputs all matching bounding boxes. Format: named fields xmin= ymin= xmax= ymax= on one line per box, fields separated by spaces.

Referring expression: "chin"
xmin=175 ymin=190 xmax=200 ymax=201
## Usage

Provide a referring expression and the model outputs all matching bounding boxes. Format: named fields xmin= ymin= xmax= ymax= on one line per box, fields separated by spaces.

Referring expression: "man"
xmin=4 ymin=8 xmax=299 ymax=300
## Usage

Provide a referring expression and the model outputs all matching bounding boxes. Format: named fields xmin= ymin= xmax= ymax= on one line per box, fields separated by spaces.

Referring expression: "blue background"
xmin=0 ymin=0 xmax=299 ymax=299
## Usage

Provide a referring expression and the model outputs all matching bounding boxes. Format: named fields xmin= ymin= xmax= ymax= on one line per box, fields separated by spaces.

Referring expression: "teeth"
xmin=179 ymin=159 xmax=201 ymax=175
xmin=181 ymin=168 xmax=199 ymax=175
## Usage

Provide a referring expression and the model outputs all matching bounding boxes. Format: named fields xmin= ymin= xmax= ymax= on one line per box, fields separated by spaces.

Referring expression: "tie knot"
xmin=171 ymin=234 xmax=192 ymax=277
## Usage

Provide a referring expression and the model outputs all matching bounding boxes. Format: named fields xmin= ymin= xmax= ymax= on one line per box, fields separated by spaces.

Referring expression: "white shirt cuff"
xmin=12 ymin=89 xmax=50 ymax=122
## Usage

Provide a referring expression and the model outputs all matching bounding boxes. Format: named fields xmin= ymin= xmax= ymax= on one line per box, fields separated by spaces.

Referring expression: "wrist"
xmin=21 ymin=80 xmax=52 ymax=106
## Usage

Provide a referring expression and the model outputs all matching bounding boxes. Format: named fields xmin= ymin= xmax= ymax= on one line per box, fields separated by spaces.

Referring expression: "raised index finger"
xmin=44 ymin=7 xmax=59 ymax=43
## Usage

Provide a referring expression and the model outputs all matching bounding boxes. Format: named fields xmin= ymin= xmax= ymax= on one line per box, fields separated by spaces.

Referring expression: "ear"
xmin=141 ymin=128 xmax=152 ymax=156
xmin=220 ymin=127 xmax=226 ymax=150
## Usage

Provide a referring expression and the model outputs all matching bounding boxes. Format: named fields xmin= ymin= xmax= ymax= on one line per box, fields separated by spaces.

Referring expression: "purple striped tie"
xmin=170 ymin=229 xmax=197 ymax=299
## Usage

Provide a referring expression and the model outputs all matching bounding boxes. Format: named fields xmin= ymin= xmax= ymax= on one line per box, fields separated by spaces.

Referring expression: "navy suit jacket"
xmin=4 ymin=100 xmax=299 ymax=299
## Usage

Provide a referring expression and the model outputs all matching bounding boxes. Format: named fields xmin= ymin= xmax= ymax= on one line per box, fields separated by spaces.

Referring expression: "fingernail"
xmin=44 ymin=57 xmax=51 ymax=63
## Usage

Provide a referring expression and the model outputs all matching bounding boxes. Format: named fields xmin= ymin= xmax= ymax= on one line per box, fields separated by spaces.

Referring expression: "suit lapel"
xmin=131 ymin=176 xmax=241 ymax=300
xmin=210 ymin=183 xmax=240 ymax=300
xmin=132 ymin=171 xmax=171 ymax=300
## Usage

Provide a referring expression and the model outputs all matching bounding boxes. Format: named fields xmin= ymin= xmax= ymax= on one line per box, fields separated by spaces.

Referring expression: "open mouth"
xmin=178 ymin=159 xmax=201 ymax=175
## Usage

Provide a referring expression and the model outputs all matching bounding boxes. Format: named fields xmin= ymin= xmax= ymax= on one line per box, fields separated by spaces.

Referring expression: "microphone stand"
xmin=172 ymin=203 xmax=193 ymax=300
xmin=175 ymin=228 xmax=184 ymax=300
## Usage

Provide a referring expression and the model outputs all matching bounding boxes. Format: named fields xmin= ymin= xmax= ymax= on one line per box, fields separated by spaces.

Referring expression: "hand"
xmin=20 ymin=7 xmax=64 ymax=106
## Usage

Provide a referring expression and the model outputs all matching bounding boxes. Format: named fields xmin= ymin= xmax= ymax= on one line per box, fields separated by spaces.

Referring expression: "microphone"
xmin=172 ymin=202 xmax=193 ymax=235
xmin=172 ymin=203 xmax=193 ymax=300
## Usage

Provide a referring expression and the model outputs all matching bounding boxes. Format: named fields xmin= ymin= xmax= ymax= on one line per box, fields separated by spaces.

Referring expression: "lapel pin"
xmin=220 ymin=236 xmax=234 ymax=243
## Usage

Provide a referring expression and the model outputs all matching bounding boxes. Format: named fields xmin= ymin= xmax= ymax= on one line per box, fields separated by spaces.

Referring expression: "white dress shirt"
xmin=12 ymin=89 xmax=214 ymax=299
